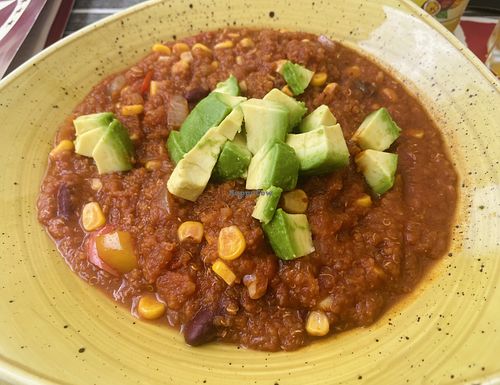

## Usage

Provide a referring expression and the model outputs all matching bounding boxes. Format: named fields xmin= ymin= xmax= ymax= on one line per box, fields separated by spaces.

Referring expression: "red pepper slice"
xmin=141 ymin=70 xmax=154 ymax=95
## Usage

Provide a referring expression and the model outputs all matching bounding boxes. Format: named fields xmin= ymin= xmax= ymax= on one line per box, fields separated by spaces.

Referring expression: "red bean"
xmin=184 ymin=87 xmax=209 ymax=103
xmin=57 ymin=184 xmax=72 ymax=221
xmin=183 ymin=309 xmax=216 ymax=346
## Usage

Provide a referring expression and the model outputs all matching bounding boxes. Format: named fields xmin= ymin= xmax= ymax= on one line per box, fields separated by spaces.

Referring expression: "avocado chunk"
xmin=240 ymin=98 xmax=289 ymax=154
xmin=167 ymin=109 xmax=243 ymax=201
xmin=352 ymin=108 xmax=401 ymax=151
xmin=355 ymin=149 xmax=398 ymax=195
xmin=252 ymin=186 xmax=283 ymax=224
xmin=262 ymin=209 xmax=315 ymax=260
xmin=263 ymin=88 xmax=307 ymax=130
xmin=92 ymin=119 xmax=134 ymax=174
xmin=73 ymin=112 xmax=114 ymax=135
xmin=278 ymin=61 xmax=314 ymax=96
xmin=213 ymin=134 xmax=252 ymax=181
xmin=166 ymin=131 xmax=186 ymax=164
xmin=213 ymin=75 xmax=240 ymax=96
xmin=286 ymin=124 xmax=350 ymax=175
xmin=246 ymin=139 xmax=299 ymax=191
xmin=74 ymin=127 xmax=106 ymax=157
xmin=298 ymin=105 xmax=337 ymax=133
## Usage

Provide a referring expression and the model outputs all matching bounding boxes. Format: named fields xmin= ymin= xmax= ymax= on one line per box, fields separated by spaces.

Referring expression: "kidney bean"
xmin=184 ymin=87 xmax=209 ymax=103
xmin=57 ymin=184 xmax=72 ymax=221
xmin=183 ymin=308 xmax=216 ymax=346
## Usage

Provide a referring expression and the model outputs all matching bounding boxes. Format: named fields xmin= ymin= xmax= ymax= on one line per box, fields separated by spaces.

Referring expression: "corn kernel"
xmin=145 ymin=160 xmax=161 ymax=170
xmin=178 ymin=221 xmax=204 ymax=243
xmin=236 ymin=56 xmax=244 ymax=65
xmin=218 ymin=225 xmax=246 ymax=261
xmin=214 ymin=40 xmax=234 ymax=49
xmin=306 ymin=310 xmax=330 ymax=336
xmin=282 ymin=189 xmax=308 ymax=214
xmin=150 ymin=80 xmax=159 ymax=96
xmin=211 ymin=60 xmax=220 ymax=70
xmin=172 ymin=42 xmax=190 ymax=55
xmin=407 ymin=129 xmax=425 ymax=139
xmin=82 ymin=202 xmax=106 ymax=231
xmin=137 ymin=295 xmax=166 ymax=320
xmin=323 ymin=82 xmax=338 ymax=95
xmin=172 ymin=60 xmax=190 ymax=75
xmin=180 ymin=51 xmax=193 ymax=63
xmin=281 ymin=85 xmax=293 ymax=97
xmin=212 ymin=259 xmax=236 ymax=285
xmin=227 ymin=32 xmax=240 ymax=38
xmin=192 ymin=43 xmax=212 ymax=54
xmin=152 ymin=43 xmax=171 ymax=55
xmin=239 ymin=37 xmax=254 ymax=48
xmin=355 ymin=194 xmax=372 ymax=208
xmin=50 ymin=140 xmax=74 ymax=157
xmin=90 ymin=178 xmax=102 ymax=191
xmin=121 ymin=104 xmax=144 ymax=116
xmin=311 ymin=72 xmax=327 ymax=87
xmin=344 ymin=65 xmax=361 ymax=78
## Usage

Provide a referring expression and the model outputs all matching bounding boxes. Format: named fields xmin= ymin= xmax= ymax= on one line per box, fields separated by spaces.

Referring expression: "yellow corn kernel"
xmin=305 ymin=310 xmax=330 ymax=336
xmin=218 ymin=225 xmax=246 ymax=260
xmin=152 ymin=43 xmax=171 ymax=55
xmin=227 ymin=32 xmax=240 ymax=38
xmin=236 ymin=56 xmax=244 ymax=65
xmin=212 ymin=259 xmax=236 ymax=285
xmin=407 ymin=129 xmax=425 ymax=139
xmin=50 ymin=140 xmax=74 ymax=157
xmin=192 ymin=43 xmax=212 ymax=54
xmin=172 ymin=42 xmax=190 ymax=55
xmin=90 ymin=178 xmax=102 ymax=191
xmin=323 ymin=82 xmax=338 ymax=95
xmin=211 ymin=60 xmax=220 ymax=70
xmin=282 ymin=189 xmax=308 ymax=214
xmin=82 ymin=202 xmax=106 ymax=231
xmin=137 ymin=295 xmax=166 ymax=320
xmin=239 ymin=37 xmax=254 ymax=48
xmin=214 ymin=40 xmax=234 ymax=49
xmin=180 ymin=51 xmax=193 ymax=63
xmin=171 ymin=60 xmax=190 ymax=75
xmin=344 ymin=65 xmax=361 ymax=78
xmin=178 ymin=221 xmax=204 ymax=243
xmin=311 ymin=72 xmax=327 ymax=87
xmin=121 ymin=104 xmax=144 ymax=116
xmin=281 ymin=85 xmax=293 ymax=97
xmin=355 ymin=194 xmax=372 ymax=208
xmin=150 ymin=80 xmax=159 ymax=96
xmin=145 ymin=160 xmax=161 ymax=170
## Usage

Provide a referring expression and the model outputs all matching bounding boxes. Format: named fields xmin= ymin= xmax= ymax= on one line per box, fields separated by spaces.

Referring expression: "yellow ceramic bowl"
xmin=0 ymin=1 xmax=499 ymax=384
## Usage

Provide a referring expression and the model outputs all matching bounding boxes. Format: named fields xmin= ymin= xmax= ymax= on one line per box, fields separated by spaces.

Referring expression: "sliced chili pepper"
xmin=141 ymin=70 xmax=154 ymax=95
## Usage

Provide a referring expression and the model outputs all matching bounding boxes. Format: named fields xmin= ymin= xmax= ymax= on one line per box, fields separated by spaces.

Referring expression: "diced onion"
xmin=167 ymin=94 xmax=189 ymax=128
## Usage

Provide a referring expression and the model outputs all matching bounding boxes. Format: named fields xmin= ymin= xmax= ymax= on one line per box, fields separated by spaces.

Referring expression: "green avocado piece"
xmin=263 ymin=88 xmax=307 ymax=130
xmin=213 ymin=75 xmax=240 ymax=96
xmin=286 ymin=123 xmax=350 ymax=175
xmin=240 ymin=98 xmax=289 ymax=154
xmin=262 ymin=208 xmax=315 ymax=260
xmin=355 ymin=149 xmax=398 ymax=195
xmin=279 ymin=61 xmax=314 ymax=96
xmin=167 ymin=131 xmax=186 ymax=164
xmin=92 ymin=119 xmax=133 ymax=174
xmin=167 ymin=110 xmax=242 ymax=201
xmin=73 ymin=112 xmax=114 ymax=135
xmin=74 ymin=127 xmax=106 ymax=157
xmin=213 ymin=134 xmax=252 ymax=181
xmin=298 ymin=105 xmax=337 ymax=133
xmin=252 ymin=186 xmax=283 ymax=224
xmin=178 ymin=92 xmax=233 ymax=152
xmin=246 ymin=139 xmax=299 ymax=191
xmin=351 ymin=108 xmax=401 ymax=151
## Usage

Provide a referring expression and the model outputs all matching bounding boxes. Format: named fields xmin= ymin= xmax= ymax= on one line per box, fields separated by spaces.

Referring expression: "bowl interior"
xmin=0 ymin=1 xmax=499 ymax=384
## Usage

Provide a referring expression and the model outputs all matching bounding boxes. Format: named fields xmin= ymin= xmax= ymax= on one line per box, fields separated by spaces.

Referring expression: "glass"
xmin=412 ymin=0 xmax=470 ymax=32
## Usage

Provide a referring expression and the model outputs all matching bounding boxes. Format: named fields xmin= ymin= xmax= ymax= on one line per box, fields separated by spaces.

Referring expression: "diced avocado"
xmin=263 ymin=88 xmax=307 ymax=130
xmin=167 ymin=110 xmax=242 ymax=201
xmin=278 ymin=61 xmax=314 ymax=96
xmin=262 ymin=209 xmax=315 ymax=260
xmin=246 ymin=140 xmax=299 ymax=191
xmin=213 ymin=135 xmax=252 ymax=181
xmin=73 ymin=112 xmax=114 ymax=135
xmin=167 ymin=131 xmax=186 ymax=164
xmin=92 ymin=120 xmax=133 ymax=174
xmin=252 ymin=186 xmax=283 ymax=224
xmin=298 ymin=105 xmax=337 ymax=133
xmin=240 ymin=99 xmax=289 ymax=154
xmin=355 ymin=149 xmax=398 ymax=195
xmin=352 ymin=108 xmax=401 ymax=151
xmin=74 ymin=127 xmax=106 ymax=157
xmin=286 ymin=124 xmax=350 ymax=175
xmin=178 ymin=92 xmax=233 ymax=152
xmin=213 ymin=75 xmax=240 ymax=96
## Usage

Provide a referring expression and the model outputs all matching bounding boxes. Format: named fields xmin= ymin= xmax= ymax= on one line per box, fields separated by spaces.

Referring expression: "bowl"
xmin=0 ymin=1 xmax=499 ymax=384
